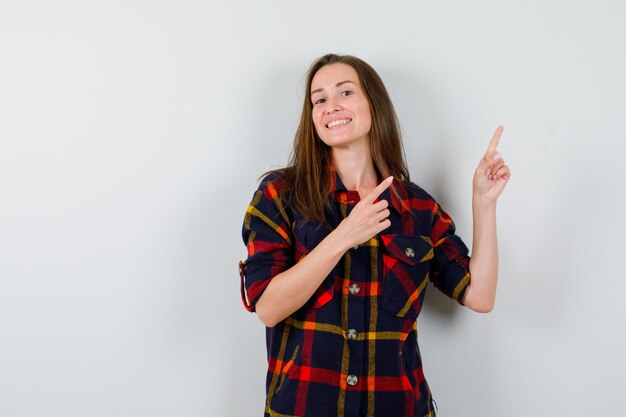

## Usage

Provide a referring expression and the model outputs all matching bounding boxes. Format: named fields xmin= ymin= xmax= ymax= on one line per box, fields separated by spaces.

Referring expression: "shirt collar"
xmin=329 ymin=167 xmax=405 ymax=215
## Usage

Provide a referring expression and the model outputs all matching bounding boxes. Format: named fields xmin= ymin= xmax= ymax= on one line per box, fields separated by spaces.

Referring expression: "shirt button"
xmin=349 ymin=283 xmax=360 ymax=295
xmin=346 ymin=375 xmax=358 ymax=386
xmin=405 ymin=247 xmax=415 ymax=258
xmin=347 ymin=329 xmax=358 ymax=340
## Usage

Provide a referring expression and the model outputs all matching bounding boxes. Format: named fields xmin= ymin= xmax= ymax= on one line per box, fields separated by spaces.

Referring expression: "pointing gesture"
xmin=486 ymin=125 xmax=503 ymax=154
xmin=473 ymin=126 xmax=511 ymax=202
xmin=335 ymin=176 xmax=393 ymax=251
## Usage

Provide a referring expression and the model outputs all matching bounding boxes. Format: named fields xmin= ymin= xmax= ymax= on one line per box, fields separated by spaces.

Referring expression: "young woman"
xmin=239 ymin=53 xmax=510 ymax=417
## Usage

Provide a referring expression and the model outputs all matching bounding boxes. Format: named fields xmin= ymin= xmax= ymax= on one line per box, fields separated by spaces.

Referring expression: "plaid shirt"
xmin=239 ymin=168 xmax=472 ymax=417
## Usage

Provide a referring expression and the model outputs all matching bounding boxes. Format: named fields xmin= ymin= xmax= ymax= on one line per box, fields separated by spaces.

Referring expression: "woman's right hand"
xmin=254 ymin=175 xmax=394 ymax=327
xmin=333 ymin=176 xmax=394 ymax=250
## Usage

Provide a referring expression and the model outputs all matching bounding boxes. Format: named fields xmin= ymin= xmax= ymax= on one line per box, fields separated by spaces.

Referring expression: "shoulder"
xmin=397 ymin=179 xmax=447 ymax=222
xmin=248 ymin=169 xmax=295 ymax=222
xmin=401 ymin=179 xmax=437 ymax=204
xmin=253 ymin=168 xmax=293 ymax=200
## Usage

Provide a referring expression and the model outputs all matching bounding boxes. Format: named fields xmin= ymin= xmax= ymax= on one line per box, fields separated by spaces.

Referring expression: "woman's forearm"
xmin=254 ymin=178 xmax=394 ymax=327
xmin=255 ymin=231 xmax=349 ymax=327
xmin=464 ymin=196 xmax=499 ymax=312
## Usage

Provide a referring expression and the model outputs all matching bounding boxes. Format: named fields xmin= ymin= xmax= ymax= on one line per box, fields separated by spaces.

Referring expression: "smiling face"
xmin=310 ymin=63 xmax=372 ymax=148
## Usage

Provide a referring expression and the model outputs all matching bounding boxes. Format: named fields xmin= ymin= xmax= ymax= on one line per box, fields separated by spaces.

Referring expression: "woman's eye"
xmin=313 ymin=98 xmax=325 ymax=105
xmin=341 ymin=90 xmax=353 ymax=96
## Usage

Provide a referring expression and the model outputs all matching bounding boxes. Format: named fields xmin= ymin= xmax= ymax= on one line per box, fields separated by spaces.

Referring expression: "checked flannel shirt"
xmin=239 ymin=167 xmax=472 ymax=417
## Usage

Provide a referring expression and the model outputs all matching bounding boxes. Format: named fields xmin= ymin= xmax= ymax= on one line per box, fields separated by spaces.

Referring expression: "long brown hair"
xmin=260 ymin=53 xmax=411 ymax=226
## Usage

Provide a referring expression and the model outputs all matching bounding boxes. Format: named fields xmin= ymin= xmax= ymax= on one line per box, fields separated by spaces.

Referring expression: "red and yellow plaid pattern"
xmin=240 ymin=169 xmax=471 ymax=417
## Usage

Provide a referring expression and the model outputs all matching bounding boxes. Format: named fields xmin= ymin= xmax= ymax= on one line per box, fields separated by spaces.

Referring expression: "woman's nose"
xmin=324 ymin=97 xmax=343 ymax=113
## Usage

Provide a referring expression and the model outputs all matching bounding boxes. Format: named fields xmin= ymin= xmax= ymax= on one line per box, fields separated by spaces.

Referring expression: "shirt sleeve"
xmin=239 ymin=174 xmax=294 ymax=313
xmin=429 ymin=200 xmax=472 ymax=305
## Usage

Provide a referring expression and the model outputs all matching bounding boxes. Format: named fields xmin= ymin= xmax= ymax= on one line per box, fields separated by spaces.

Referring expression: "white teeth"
xmin=327 ymin=118 xmax=351 ymax=128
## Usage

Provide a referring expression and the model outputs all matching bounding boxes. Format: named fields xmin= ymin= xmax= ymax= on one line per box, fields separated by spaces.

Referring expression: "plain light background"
xmin=1 ymin=1 xmax=624 ymax=416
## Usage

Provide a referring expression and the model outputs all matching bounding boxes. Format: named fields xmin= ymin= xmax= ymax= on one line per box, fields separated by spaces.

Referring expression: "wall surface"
xmin=1 ymin=1 xmax=624 ymax=416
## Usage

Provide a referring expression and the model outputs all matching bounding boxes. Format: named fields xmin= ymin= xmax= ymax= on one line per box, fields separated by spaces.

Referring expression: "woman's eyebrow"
xmin=310 ymin=80 xmax=356 ymax=96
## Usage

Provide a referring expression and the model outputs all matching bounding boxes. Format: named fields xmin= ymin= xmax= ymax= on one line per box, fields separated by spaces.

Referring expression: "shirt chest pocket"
xmin=380 ymin=234 xmax=434 ymax=319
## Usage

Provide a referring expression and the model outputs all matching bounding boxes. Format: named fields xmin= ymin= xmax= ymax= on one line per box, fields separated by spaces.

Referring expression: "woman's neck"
xmin=331 ymin=141 xmax=378 ymax=192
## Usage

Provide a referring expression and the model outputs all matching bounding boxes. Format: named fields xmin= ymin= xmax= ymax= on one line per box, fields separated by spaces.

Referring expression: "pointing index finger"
xmin=486 ymin=125 xmax=504 ymax=155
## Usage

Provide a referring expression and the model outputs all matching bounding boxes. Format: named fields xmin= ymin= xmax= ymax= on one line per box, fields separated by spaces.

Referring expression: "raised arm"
xmin=462 ymin=126 xmax=511 ymax=313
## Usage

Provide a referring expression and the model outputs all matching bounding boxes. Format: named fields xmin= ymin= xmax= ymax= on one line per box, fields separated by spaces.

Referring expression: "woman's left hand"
xmin=473 ymin=126 xmax=511 ymax=202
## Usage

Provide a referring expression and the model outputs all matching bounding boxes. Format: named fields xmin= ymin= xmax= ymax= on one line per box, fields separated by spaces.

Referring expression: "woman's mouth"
xmin=326 ymin=118 xmax=352 ymax=129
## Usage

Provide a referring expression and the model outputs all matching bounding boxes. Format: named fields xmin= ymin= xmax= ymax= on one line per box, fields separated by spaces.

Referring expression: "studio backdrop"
xmin=0 ymin=1 xmax=624 ymax=416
